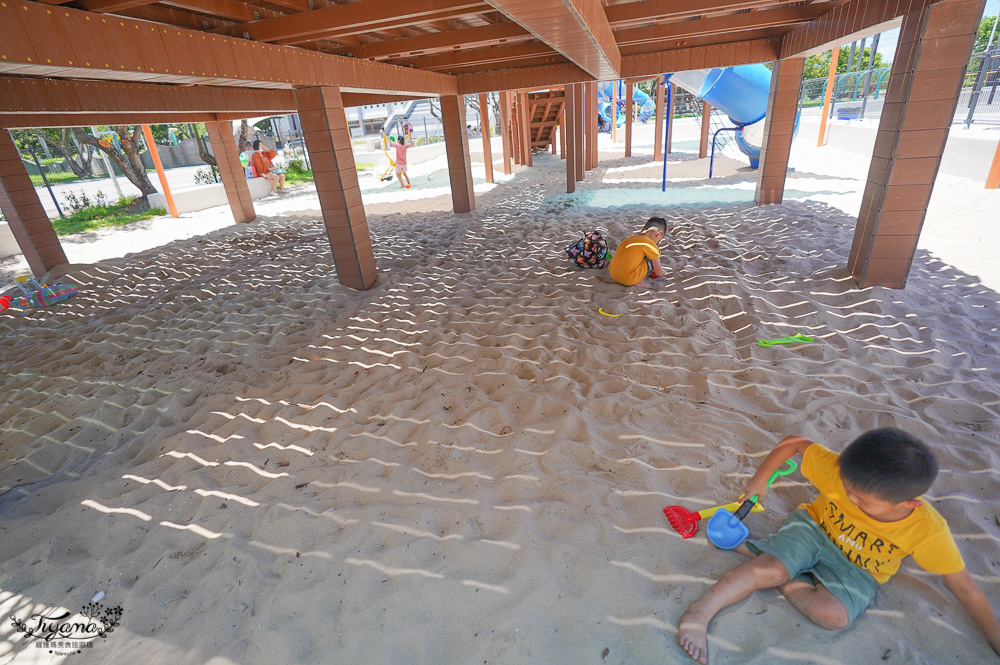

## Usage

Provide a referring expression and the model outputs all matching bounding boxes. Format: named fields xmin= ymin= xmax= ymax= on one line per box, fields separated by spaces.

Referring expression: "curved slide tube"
xmin=597 ymin=81 xmax=657 ymax=129
xmin=668 ymin=64 xmax=789 ymax=168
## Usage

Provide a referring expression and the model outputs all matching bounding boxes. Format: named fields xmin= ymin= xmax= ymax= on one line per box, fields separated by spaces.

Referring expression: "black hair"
xmin=252 ymin=139 xmax=262 ymax=151
xmin=243 ymin=141 xmax=253 ymax=147
xmin=642 ymin=216 xmax=667 ymax=234
xmin=839 ymin=428 xmax=938 ymax=503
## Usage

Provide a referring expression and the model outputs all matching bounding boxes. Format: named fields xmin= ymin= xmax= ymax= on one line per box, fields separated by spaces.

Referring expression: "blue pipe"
xmin=661 ymin=82 xmax=671 ymax=192
xmin=708 ymin=127 xmax=744 ymax=179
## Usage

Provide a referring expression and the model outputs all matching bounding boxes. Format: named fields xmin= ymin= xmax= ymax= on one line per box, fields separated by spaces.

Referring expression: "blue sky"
xmin=871 ymin=0 xmax=998 ymax=62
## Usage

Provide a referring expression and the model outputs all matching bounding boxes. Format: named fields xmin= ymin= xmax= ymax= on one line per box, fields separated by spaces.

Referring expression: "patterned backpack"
xmin=565 ymin=231 xmax=610 ymax=269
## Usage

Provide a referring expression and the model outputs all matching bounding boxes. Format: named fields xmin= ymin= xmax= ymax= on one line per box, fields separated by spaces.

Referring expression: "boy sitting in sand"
xmin=607 ymin=217 xmax=667 ymax=288
xmin=678 ymin=428 xmax=1000 ymax=664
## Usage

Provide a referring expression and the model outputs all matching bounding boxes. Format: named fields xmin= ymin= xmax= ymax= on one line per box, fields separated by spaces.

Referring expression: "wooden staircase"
xmin=526 ymin=89 xmax=565 ymax=152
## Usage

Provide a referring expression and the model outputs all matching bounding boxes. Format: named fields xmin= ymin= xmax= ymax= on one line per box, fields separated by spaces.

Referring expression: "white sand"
xmin=0 ymin=121 xmax=998 ymax=665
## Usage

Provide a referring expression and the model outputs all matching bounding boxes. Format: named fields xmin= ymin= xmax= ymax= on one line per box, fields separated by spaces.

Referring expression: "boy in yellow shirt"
xmin=678 ymin=428 xmax=1000 ymax=664
xmin=607 ymin=217 xmax=667 ymax=287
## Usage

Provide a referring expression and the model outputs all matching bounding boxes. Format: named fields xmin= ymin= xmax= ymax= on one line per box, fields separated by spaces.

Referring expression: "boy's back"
xmin=799 ymin=443 xmax=963 ymax=583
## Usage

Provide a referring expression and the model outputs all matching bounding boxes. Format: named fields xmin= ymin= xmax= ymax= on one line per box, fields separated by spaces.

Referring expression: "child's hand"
xmin=742 ymin=478 xmax=770 ymax=504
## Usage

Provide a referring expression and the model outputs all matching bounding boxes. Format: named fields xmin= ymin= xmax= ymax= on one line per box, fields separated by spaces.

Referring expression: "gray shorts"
xmin=747 ymin=510 xmax=878 ymax=625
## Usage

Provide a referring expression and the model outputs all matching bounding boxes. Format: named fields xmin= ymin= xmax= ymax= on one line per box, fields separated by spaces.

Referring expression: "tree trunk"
xmin=73 ymin=126 xmax=158 ymax=200
xmin=190 ymin=124 xmax=217 ymax=167
xmin=237 ymin=120 xmax=250 ymax=148
xmin=57 ymin=129 xmax=95 ymax=177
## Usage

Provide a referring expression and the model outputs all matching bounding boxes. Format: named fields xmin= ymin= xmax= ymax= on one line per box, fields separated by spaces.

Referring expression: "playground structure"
xmin=668 ymin=64 xmax=779 ymax=171
xmin=596 ymin=81 xmax=656 ymax=129
xmin=0 ymin=0 xmax=994 ymax=294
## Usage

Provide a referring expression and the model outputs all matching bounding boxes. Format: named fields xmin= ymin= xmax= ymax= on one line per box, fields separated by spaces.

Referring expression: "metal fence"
xmin=799 ymin=49 xmax=1000 ymax=126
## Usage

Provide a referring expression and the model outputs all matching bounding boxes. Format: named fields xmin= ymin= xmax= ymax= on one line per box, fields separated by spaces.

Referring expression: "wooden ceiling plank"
xmin=351 ymin=22 xmax=531 ymax=59
xmin=483 ymin=0 xmax=621 ymax=78
xmin=606 ymin=0 xmax=791 ymax=27
xmin=615 ymin=4 xmax=831 ymax=47
xmin=220 ymin=0 xmax=489 ymax=44
xmin=76 ymin=0 xmax=159 ymax=13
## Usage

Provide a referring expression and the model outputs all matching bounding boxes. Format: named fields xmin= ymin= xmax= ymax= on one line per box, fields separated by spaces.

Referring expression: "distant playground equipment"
xmin=668 ymin=64 xmax=799 ymax=177
xmin=11 ymin=275 xmax=79 ymax=308
xmin=379 ymin=127 xmax=412 ymax=182
xmin=596 ymin=81 xmax=657 ymax=131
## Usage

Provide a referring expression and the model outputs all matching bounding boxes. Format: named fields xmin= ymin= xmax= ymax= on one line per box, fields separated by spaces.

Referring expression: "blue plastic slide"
xmin=667 ymin=64 xmax=790 ymax=168
xmin=597 ymin=80 xmax=657 ymax=129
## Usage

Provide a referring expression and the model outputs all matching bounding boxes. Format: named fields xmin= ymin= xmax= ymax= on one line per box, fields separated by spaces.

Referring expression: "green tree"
xmin=73 ymin=126 xmax=158 ymax=201
xmin=803 ymin=47 xmax=889 ymax=80
xmin=976 ymin=15 xmax=998 ymax=52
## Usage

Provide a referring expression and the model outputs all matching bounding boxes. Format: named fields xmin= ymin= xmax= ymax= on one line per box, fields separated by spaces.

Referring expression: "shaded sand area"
xmin=1 ymin=126 xmax=999 ymax=664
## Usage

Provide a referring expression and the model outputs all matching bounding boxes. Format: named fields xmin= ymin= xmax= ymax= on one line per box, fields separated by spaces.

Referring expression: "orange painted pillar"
xmin=611 ymin=82 xmax=618 ymax=143
xmin=141 ymin=125 xmax=178 ymax=218
xmin=205 ymin=121 xmax=255 ymax=224
xmin=499 ymin=91 xmax=512 ymax=175
xmin=818 ymin=46 xmax=841 ymax=147
xmin=755 ymin=57 xmax=805 ymax=205
xmin=574 ymin=84 xmax=584 ymax=182
xmin=560 ymin=110 xmax=566 ymax=159
xmin=441 ymin=94 xmax=476 ymax=213
xmin=625 ymin=82 xmax=634 ymax=157
xmin=0 ymin=130 xmax=67 ymax=276
xmin=565 ymin=84 xmax=576 ymax=194
xmin=296 ymin=85 xmax=377 ymax=290
xmin=478 ymin=93 xmax=494 ymax=184
xmin=510 ymin=94 xmax=521 ymax=166
xmin=654 ymin=78 xmax=665 ymax=162
xmin=699 ymin=102 xmax=712 ymax=159
xmin=848 ymin=0 xmax=983 ymax=288
xmin=986 ymin=137 xmax=1000 ymax=189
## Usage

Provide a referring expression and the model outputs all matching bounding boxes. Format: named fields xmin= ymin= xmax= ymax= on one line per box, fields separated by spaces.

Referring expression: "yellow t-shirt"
xmin=801 ymin=443 xmax=964 ymax=584
xmin=608 ymin=234 xmax=660 ymax=286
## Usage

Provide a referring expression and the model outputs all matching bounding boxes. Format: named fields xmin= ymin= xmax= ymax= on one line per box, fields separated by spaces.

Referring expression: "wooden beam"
xmin=565 ymin=82 xmax=575 ymax=193
xmin=499 ymin=90 xmax=512 ymax=174
xmin=484 ymin=0 xmax=621 ymax=79
xmin=456 ymin=37 xmax=781 ymax=94
xmin=781 ymin=0 xmax=908 ymax=59
xmin=478 ymin=92 xmax=494 ymax=183
xmin=398 ymin=42 xmax=558 ymax=72
xmin=653 ymin=77 xmax=664 ymax=161
xmin=351 ymin=22 xmax=531 ymax=60
xmin=0 ymin=3 xmax=458 ymax=96
xmin=218 ymin=0 xmax=489 ymax=44
xmin=77 ymin=0 xmax=158 ymax=12
xmin=606 ymin=0 xmax=789 ymax=27
xmin=614 ymin=5 xmax=831 ymax=48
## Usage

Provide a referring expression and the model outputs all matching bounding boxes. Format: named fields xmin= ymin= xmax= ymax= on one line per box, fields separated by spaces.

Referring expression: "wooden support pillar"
xmin=0 ymin=130 xmax=67 ymax=277
xmin=499 ymin=91 xmax=512 ymax=175
xmin=667 ymin=84 xmax=674 ymax=154
xmin=518 ymin=91 xmax=532 ymax=167
xmin=296 ymin=85 xmax=377 ymax=291
xmin=511 ymin=93 xmax=521 ymax=165
xmin=848 ymin=0 xmax=985 ymax=288
xmin=699 ymin=102 xmax=712 ymax=159
xmin=560 ymin=110 xmax=566 ymax=159
xmin=625 ymin=82 xmax=634 ymax=157
xmin=755 ymin=57 xmax=805 ymax=206
xmin=441 ymin=94 xmax=476 ymax=214
xmin=565 ymin=84 xmax=577 ymax=194
xmin=478 ymin=93 xmax=494 ymax=184
xmin=586 ymin=82 xmax=598 ymax=170
xmin=205 ymin=121 xmax=255 ymax=224
xmin=654 ymin=78 xmax=665 ymax=162
xmin=574 ymin=83 xmax=585 ymax=182
xmin=986 ymin=137 xmax=1000 ymax=189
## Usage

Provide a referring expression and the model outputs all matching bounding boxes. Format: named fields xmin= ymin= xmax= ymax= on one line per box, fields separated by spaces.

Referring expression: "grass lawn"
xmin=52 ymin=198 xmax=165 ymax=236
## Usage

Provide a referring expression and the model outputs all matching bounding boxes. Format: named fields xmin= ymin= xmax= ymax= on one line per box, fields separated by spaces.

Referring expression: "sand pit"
xmin=1 ymin=124 xmax=998 ymax=664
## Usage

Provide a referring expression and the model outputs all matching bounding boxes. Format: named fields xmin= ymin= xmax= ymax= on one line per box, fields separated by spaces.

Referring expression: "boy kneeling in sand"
xmin=607 ymin=217 xmax=667 ymax=288
xmin=678 ymin=428 xmax=1000 ymax=664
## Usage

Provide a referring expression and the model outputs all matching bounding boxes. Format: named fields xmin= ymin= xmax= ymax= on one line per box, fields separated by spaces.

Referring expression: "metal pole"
xmin=966 ymin=52 xmax=991 ymax=126
xmin=860 ymin=34 xmax=880 ymax=119
xmin=661 ymin=83 xmax=671 ymax=191
xmin=91 ymin=126 xmax=123 ymax=198
xmin=29 ymin=146 xmax=64 ymax=217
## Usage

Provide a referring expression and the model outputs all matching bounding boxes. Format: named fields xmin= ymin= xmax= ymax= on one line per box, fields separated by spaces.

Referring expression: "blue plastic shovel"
xmin=706 ymin=459 xmax=798 ymax=549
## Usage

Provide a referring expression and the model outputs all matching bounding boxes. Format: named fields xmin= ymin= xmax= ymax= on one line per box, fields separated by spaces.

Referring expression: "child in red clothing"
xmin=393 ymin=135 xmax=411 ymax=189
xmin=251 ymin=140 xmax=286 ymax=194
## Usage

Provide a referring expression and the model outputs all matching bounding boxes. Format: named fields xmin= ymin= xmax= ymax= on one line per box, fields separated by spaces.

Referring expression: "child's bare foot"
xmin=678 ymin=605 xmax=711 ymax=664
xmin=635 ymin=279 xmax=654 ymax=289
